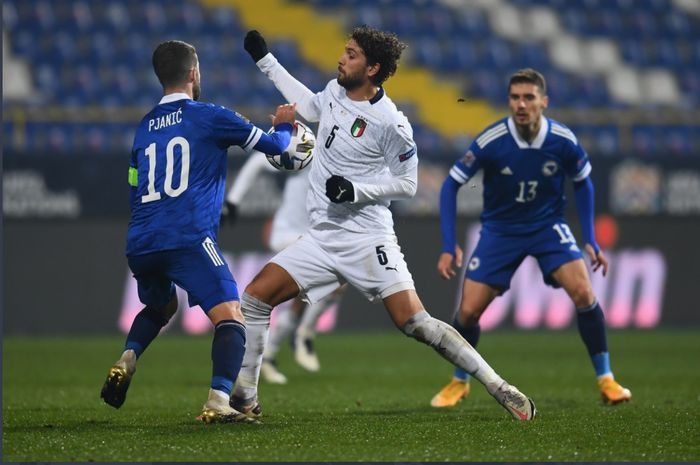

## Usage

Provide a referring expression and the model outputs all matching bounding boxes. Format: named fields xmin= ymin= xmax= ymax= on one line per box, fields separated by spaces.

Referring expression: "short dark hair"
xmin=508 ymin=68 xmax=547 ymax=95
xmin=350 ymin=25 xmax=407 ymax=86
xmin=152 ymin=40 xmax=198 ymax=89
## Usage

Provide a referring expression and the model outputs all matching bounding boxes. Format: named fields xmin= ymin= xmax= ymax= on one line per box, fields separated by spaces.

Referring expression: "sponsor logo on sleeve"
xmin=462 ymin=150 xmax=476 ymax=167
xmin=399 ymin=146 xmax=417 ymax=162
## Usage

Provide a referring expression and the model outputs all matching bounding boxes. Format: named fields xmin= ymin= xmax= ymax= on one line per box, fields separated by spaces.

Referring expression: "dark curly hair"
xmin=350 ymin=25 xmax=407 ymax=86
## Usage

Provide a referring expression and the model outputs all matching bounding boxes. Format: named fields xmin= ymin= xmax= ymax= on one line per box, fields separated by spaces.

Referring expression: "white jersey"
xmin=226 ymin=150 xmax=310 ymax=243
xmin=271 ymin=169 xmax=310 ymax=237
xmin=256 ymin=54 xmax=419 ymax=234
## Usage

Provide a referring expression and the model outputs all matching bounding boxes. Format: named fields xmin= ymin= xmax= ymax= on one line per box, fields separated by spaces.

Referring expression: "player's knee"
xmin=143 ymin=302 xmax=175 ymax=327
xmin=401 ymin=310 xmax=442 ymax=346
xmin=240 ymin=292 xmax=272 ymax=324
xmin=161 ymin=294 xmax=178 ymax=320
xmin=568 ymin=283 xmax=595 ymax=307
xmin=458 ymin=305 xmax=482 ymax=326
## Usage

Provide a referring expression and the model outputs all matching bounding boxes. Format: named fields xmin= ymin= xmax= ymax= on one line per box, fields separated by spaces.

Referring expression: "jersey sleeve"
xmin=350 ymin=117 xmax=418 ymax=203
xmin=449 ymin=140 xmax=483 ymax=185
xmin=383 ymin=114 xmax=418 ymax=176
xmin=562 ymin=136 xmax=592 ymax=181
xmin=210 ymin=107 xmax=265 ymax=152
xmin=256 ymin=53 xmax=322 ymax=122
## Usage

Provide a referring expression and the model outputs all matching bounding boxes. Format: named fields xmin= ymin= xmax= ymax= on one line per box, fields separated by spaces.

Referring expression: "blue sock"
xmin=576 ymin=301 xmax=612 ymax=377
xmin=452 ymin=316 xmax=480 ymax=382
xmin=591 ymin=353 xmax=612 ymax=378
xmin=211 ymin=320 xmax=246 ymax=395
xmin=125 ymin=306 xmax=169 ymax=357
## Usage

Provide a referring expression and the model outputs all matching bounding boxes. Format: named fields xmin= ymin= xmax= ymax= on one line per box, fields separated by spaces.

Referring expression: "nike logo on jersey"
xmin=501 ymin=166 xmax=513 ymax=175
xmin=336 ymin=187 xmax=347 ymax=200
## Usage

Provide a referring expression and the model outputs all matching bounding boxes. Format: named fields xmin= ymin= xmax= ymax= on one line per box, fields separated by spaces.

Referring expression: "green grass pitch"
xmin=3 ymin=330 xmax=699 ymax=461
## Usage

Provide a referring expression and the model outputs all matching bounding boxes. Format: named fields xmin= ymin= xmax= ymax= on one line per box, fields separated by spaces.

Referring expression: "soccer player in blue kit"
xmin=431 ymin=69 xmax=632 ymax=408
xmin=100 ymin=40 xmax=296 ymax=423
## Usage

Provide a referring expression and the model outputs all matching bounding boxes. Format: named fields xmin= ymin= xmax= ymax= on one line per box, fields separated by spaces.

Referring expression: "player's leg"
xmin=341 ymin=233 xmax=534 ymax=420
xmin=432 ymin=231 xmax=521 ymax=407
xmin=550 ymin=258 xmax=631 ymax=404
xmin=431 ymin=279 xmax=500 ymax=407
xmin=233 ymin=231 xmax=343 ymax=412
xmin=197 ymin=299 xmax=256 ymax=423
xmin=294 ymin=285 xmax=345 ymax=372
xmin=231 ymin=262 xmax=301 ymax=413
xmin=163 ymin=240 xmax=257 ymax=423
xmin=384 ymin=289 xmax=535 ymax=420
xmin=101 ymin=254 xmax=178 ymax=409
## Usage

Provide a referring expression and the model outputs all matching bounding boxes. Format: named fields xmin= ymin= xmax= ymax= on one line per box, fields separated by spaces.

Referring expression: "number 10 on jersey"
xmin=141 ymin=136 xmax=191 ymax=203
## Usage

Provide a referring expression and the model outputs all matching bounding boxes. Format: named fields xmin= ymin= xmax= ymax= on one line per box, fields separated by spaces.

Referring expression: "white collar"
xmin=159 ymin=92 xmax=192 ymax=104
xmin=507 ymin=115 xmax=548 ymax=149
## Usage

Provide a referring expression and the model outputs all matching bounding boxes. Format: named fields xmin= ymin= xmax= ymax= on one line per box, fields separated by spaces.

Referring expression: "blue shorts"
xmin=466 ymin=221 xmax=583 ymax=293
xmin=127 ymin=239 xmax=239 ymax=313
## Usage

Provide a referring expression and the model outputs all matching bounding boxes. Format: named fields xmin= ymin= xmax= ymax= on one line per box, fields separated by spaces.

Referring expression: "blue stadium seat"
xmin=2 ymin=0 xmax=697 ymax=157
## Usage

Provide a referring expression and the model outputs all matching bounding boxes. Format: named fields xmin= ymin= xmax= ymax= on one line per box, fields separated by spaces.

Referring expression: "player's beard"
xmin=337 ymin=70 xmax=365 ymax=91
xmin=193 ymin=81 xmax=201 ymax=101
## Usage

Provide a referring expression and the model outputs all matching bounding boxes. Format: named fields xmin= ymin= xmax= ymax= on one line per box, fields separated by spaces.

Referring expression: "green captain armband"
xmin=128 ymin=167 xmax=138 ymax=187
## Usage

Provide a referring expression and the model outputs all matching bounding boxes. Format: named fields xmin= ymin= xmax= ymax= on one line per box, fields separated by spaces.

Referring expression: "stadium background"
xmin=3 ymin=0 xmax=700 ymax=335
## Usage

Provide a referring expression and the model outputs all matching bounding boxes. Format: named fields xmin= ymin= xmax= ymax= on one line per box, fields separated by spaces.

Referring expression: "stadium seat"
xmin=2 ymin=0 xmax=698 ymax=157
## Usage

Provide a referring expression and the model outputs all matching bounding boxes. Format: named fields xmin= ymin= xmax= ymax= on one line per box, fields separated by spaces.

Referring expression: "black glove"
xmin=221 ymin=201 xmax=239 ymax=225
xmin=244 ymin=30 xmax=269 ymax=62
xmin=325 ymin=175 xmax=355 ymax=204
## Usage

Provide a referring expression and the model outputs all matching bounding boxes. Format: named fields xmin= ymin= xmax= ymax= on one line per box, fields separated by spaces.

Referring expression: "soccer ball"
xmin=265 ymin=120 xmax=315 ymax=171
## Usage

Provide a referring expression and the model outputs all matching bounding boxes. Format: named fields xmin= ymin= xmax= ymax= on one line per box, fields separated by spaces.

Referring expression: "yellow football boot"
xmin=430 ymin=379 xmax=470 ymax=408
xmin=598 ymin=375 xmax=632 ymax=405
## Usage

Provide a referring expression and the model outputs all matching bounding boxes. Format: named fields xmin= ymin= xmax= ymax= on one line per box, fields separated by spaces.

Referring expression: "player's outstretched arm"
xmin=573 ymin=177 xmax=608 ymax=276
xmin=252 ymin=103 xmax=296 ymax=155
xmin=243 ymin=30 xmax=320 ymax=122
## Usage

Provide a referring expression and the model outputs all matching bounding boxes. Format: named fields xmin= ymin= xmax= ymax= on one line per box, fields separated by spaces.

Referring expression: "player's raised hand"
xmin=437 ymin=245 xmax=463 ymax=280
xmin=585 ymin=243 xmax=608 ymax=277
xmin=271 ymin=103 xmax=296 ymax=126
xmin=244 ymin=30 xmax=269 ymax=62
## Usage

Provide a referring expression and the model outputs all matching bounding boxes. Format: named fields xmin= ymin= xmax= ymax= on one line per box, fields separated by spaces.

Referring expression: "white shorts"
xmin=268 ymin=227 xmax=303 ymax=253
xmin=270 ymin=224 xmax=415 ymax=304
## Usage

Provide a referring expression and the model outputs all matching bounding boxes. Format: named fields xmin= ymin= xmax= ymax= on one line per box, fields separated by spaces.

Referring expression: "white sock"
xmin=235 ymin=293 xmax=272 ymax=401
xmin=402 ymin=310 xmax=504 ymax=395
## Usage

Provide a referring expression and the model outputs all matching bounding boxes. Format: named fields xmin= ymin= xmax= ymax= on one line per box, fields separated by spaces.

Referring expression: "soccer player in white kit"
xmin=231 ymin=26 xmax=536 ymax=421
xmin=224 ymin=149 xmax=345 ymax=382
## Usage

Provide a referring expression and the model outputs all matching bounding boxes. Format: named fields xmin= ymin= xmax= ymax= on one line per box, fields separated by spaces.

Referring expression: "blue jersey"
xmin=449 ymin=116 xmax=591 ymax=235
xmin=126 ymin=93 xmax=267 ymax=256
